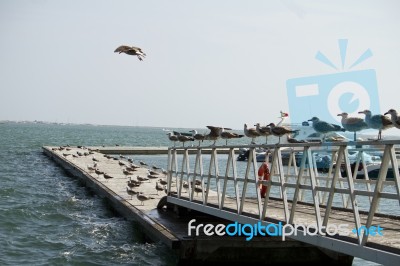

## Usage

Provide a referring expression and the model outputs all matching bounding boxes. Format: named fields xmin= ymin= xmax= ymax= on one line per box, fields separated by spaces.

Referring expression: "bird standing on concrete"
xmin=155 ymin=182 xmax=165 ymax=195
xmin=244 ymin=124 xmax=260 ymax=144
xmin=384 ymin=109 xmax=400 ymax=129
xmin=358 ymin=110 xmax=393 ymax=140
xmin=254 ymin=123 xmax=271 ymax=144
xmin=337 ymin=112 xmax=368 ymax=141
xmin=126 ymin=187 xmax=137 ymax=199
xmin=136 ymin=193 xmax=155 ymax=205
xmin=114 ymin=45 xmax=146 ymax=61
xmin=268 ymin=123 xmax=298 ymax=144
xmin=308 ymin=117 xmax=345 ymax=140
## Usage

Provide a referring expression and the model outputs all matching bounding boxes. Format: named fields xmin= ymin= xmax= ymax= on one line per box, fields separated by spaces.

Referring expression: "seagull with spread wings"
xmin=114 ymin=45 xmax=146 ymax=61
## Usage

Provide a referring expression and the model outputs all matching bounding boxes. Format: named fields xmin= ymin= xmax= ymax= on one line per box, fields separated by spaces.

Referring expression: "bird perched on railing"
xmin=176 ymin=133 xmax=194 ymax=147
xmin=308 ymin=117 xmax=345 ymax=140
xmin=254 ymin=123 xmax=271 ymax=144
xmin=204 ymin=126 xmax=223 ymax=145
xmin=384 ymin=109 xmax=400 ymax=129
xmin=244 ymin=124 xmax=260 ymax=144
xmin=220 ymin=128 xmax=244 ymax=145
xmin=167 ymin=132 xmax=178 ymax=146
xmin=358 ymin=109 xmax=393 ymax=140
xmin=337 ymin=112 xmax=368 ymax=141
xmin=267 ymin=123 xmax=298 ymax=144
xmin=114 ymin=45 xmax=146 ymax=61
xmin=189 ymin=130 xmax=206 ymax=146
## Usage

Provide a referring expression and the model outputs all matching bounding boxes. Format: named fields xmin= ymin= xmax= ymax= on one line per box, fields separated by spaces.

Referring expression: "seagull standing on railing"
xmin=358 ymin=110 xmax=393 ymax=140
xmin=189 ymin=130 xmax=206 ymax=146
xmin=337 ymin=112 xmax=368 ymax=141
xmin=267 ymin=123 xmax=298 ymax=144
xmin=244 ymin=124 xmax=260 ymax=144
xmin=308 ymin=117 xmax=345 ymax=141
xmin=167 ymin=132 xmax=178 ymax=146
xmin=176 ymin=133 xmax=194 ymax=147
xmin=220 ymin=128 xmax=244 ymax=145
xmin=384 ymin=109 xmax=400 ymax=129
xmin=114 ymin=45 xmax=146 ymax=61
xmin=204 ymin=126 xmax=223 ymax=146
xmin=254 ymin=123 xmax=271 ymax=144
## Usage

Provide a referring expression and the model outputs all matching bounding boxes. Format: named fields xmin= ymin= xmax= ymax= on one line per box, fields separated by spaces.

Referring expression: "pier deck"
xmin=43 ymin=146 xmax=354 ymax=264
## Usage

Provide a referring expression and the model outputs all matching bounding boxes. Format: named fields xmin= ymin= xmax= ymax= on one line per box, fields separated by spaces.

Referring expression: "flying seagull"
xmin=337 ymin=112 xmax=368 ymax=141
xmin=114 ymin=45 xmax=146 ymax=61
xmin=358 ymin=109 xmax=393 ymax=140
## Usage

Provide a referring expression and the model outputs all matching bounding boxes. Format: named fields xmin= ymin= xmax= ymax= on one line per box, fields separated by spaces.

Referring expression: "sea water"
xmin=0 ymin=122 xmax=385 ymax=265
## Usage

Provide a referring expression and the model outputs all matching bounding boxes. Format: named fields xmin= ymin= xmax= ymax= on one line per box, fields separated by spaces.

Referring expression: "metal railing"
xmin=166 ymin=140 xmax=400 ymax=265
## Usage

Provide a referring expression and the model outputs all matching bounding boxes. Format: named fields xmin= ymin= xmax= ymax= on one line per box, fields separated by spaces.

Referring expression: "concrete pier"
xmin=43 ymin=146 xmax=353 ymax=265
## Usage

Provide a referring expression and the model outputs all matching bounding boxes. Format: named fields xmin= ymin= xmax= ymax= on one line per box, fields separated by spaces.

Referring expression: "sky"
xmin=1 ymin=0 xmax=400 ymax=133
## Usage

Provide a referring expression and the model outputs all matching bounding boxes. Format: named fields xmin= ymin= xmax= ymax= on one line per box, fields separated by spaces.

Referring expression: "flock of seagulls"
xmin=168 ymin=122 xmax=299 ymax=146
xmin=309 ymin=109 xmax=398 ymax=141
xmin=166 ymin=108 xmax=400 ymax=146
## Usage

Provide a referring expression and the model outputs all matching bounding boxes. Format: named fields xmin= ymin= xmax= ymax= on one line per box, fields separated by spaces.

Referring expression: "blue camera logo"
xmin=286 ymin=39 xmax=380 ymax=125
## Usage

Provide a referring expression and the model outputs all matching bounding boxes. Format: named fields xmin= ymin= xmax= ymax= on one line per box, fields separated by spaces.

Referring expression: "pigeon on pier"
xmin=189 ymin=130 xmax=206 ymax=146
xmin=114 ymin=45 xmax=146 ymax=61
xmin=136 ymin=193 xmax=155 ymax=205
xmin=337 ymin=112 xmax=368 ymax=141
xmin=308 ymin=117 xmax=345 ymax=140
xmin=244 ymin=124 xmax=260 ymax=144
xmin=384 ymin=109 xmax=400 ymax=129
xmin=267 ymin=123 xmax=298 ymax=144
xmin=220 ymin=128 xmax=244 ymax=145
xmin=254 ymin=123 xmax=271 ymax=144
xmin=358 ymin=109 xmax=393 ymax=140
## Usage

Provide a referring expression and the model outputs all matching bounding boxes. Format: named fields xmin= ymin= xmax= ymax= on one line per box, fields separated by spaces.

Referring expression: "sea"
xmin=0 ymin=122 xmax=389 ymax=265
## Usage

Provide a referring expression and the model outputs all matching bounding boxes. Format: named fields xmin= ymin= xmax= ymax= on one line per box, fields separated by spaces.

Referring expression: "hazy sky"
xmin=1 ymin=0 xmax=399 ymax=132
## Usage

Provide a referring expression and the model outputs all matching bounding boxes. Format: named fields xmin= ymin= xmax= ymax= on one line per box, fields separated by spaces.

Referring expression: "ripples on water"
xmin=0 ymin=123 xmax=176 ymax=265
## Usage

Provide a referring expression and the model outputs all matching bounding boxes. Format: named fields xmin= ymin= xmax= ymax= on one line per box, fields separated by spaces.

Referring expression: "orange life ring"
xmin=258 ymin=162 xmax=270 ymax=198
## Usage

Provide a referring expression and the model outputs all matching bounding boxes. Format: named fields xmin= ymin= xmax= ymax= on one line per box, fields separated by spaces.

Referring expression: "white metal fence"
xmin=166 ymin=140 xmax=400 ymax=265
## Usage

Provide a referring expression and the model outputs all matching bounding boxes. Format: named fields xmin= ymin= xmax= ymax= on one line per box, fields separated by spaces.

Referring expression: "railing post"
xmin=362 ymin=144 xmax=392 ymax=245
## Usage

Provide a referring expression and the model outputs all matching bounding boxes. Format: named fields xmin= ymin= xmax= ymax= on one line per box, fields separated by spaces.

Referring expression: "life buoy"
xmin=258 ymin=162 xmax=270 ymax=198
